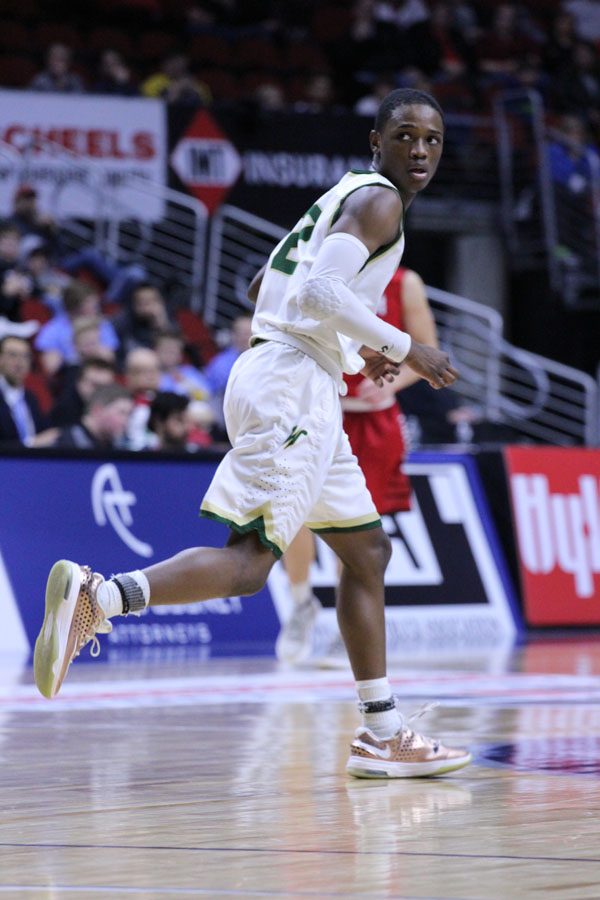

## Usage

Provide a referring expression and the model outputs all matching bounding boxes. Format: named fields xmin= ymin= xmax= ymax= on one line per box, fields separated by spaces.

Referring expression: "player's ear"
xmin=369 ymin=129 xmax=380 ymax=156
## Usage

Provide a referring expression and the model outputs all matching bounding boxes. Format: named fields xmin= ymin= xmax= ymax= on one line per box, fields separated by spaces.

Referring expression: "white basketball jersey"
xmin=252 ymin=170 xmax=406 ymax=378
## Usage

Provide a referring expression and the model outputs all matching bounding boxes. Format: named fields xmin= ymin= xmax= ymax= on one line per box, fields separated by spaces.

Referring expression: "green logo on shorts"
xmin=283 ymin=425 xmax=308 ymax=448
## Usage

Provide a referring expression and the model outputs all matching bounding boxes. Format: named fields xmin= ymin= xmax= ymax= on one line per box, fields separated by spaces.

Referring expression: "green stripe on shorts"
xmin=200 ymin=508 xmax=284 ymax=559
xmin=308 ymin=518 xmax=382 ymax=535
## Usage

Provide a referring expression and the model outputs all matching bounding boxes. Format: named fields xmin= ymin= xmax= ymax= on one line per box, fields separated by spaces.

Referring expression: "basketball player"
xmin=274 ymin=267 xmax=437 ymax=665
xmin=34 ymin=89 xmax=471 ymax=778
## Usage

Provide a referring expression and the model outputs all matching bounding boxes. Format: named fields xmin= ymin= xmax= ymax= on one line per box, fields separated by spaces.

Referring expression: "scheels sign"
xmin=505 ymin=447 xmax=600 ymax=625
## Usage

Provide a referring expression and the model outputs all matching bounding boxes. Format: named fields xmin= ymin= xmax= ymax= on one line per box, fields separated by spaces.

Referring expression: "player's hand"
xmin=358 ymin=346 xmax=401 ymax=387
xmin=357 ymin=376 xmax=398 ymax=404
xmin=404 ymin=341 xmax=459 ymax=389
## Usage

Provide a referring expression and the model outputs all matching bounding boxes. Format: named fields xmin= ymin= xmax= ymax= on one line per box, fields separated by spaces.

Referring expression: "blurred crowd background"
xmin=0 ymin=0 xmax=598 ymax=453
xmin=0 ymin=0 xmax=597 ymax=131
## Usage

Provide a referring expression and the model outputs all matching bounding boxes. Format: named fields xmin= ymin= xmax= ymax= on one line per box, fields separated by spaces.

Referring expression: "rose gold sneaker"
xmin=346 ymin=709 xmax=472 ymax=778
xmin=34 ymin=560 xmax=111 ymax=699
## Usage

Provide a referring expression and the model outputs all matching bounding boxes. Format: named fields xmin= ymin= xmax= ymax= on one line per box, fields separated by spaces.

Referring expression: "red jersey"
xmin=342 ymin=268 xmax=411 ymax=514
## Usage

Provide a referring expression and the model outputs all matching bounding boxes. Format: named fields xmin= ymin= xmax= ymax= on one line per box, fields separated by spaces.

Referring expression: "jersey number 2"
xmin=271 ymin=203 xmax=322 ymax=276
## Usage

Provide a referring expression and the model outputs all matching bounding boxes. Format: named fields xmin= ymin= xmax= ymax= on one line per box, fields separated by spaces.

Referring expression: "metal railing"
xmin=2 ymin=132 xmax=596 ymax=445
xmin=428 ymin=286 xmax=597 ymax=446
xmin=205 ymin=205 xmax=598 ymax=446
xmin=204 ymin=204 xmax=285 ymax=327
xmin=494 ymin=89 xmax=600 ymax=310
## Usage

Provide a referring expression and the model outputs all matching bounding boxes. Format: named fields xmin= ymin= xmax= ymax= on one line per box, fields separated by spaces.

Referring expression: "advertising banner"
xmin=505 ymin=446 xmax=600 ymax=625
xmin=269 ymin=453 xmax=520 ymax=655
xmin=0 ymin=90 xmax=166 ymax=221
xmin=0 ymin=451 xmax=519 ymax=659
xmin=169 ymin=107 xmax=370 ymax=225
xmin=0 ymin=454 xmax=280 ymax=657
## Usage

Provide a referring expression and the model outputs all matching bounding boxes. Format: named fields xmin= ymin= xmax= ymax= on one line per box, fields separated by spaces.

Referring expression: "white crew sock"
xmin=356 ymin=677 xmax=402 ymax=738
xmin=97 ymin=570 xmax=150 ymax=619
xmin=290 ymin=580 xmax=313 ymax=606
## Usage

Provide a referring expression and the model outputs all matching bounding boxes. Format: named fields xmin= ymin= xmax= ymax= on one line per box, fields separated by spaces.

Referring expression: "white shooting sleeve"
xmin=297 ymin=232 xmax=412 ymax=363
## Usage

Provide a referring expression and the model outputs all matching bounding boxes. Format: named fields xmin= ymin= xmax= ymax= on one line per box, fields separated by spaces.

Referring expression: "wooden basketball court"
xmin=1 ymin=638 xmax=600 ymax=899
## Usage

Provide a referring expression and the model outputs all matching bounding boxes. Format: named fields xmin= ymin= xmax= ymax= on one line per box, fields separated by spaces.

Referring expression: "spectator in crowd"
xmin=53 ymin=316 xmax=118 ymax=400
xmin=49 ymin=356 xmax=117 ymax=428
xmin=203 ymin=314 xmax=252 ymax=432
xmin=543 ymin=11 xmax=578 ymax=77
xmin=293 ymin=73 xmax=341 ymax=114
xmin=8 ymin=185 xmax=62 ymax=254
xmin=123 ymin=346 xmax=161 ymax=449
xmin=0 ymin=223 xmax=33 ymax=324
xmin=71 ymin=317 xmax=117 ymax=365
xmin=154 ymin=328 xmax=215 ymax=437
xmin=182 ymin=3 xmax=222 ymax=37
xmin=546 ymin=113 xmax=600 ymax=270
xmin=365 ymin=0 xmax=433 ymax=75
xmin=30 ymin=43 xmax=85 ymax=93
xmin=422 ymin=1 xmax=479 ymax=106
xmin=444 ymin=0 xmax=480 ymax=43
xmin=19 ymin=236 xmax=70 ymax=314
xmin=475 ymin=2 xmax=538 ymax=84
xmin=203 ymin=314 xmax=252 ymax=395
xmin=141 ymin=53 xmax=211 ymax=106
xmin=93 ymin=49 xmax=138 ymax=96
xmin=112 ymin=282 xmax=175 ymax=365
xmin=252 ymin=82 xmax=287 ymax=113
xmin=154 ymin=328 xmax=211 ymax=400
xmin=34 ymin=280 xmax=119 ymax=377
xmin=547 ymin=113 xmax=600 ymax=193
xmin=51 ymin=384 xmax=133 ymax=449
xmin=59 ymin=246 xmax=147 ymax=308
xmin=552 ymin=40 xmax=600 ymax=137
xmin=0 ymin=335 xmax=47 ymax=445
xmin=564 ymin=0 xmax=600 ymax=42
xmin=148 ymin=390 xmax=195 ymax=452
xmin=354 ymin=76 xmax=397 ymax=116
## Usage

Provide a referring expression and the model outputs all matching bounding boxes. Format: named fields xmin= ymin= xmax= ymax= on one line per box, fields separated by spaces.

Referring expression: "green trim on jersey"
xmin=329 ymin=182 xmax=401 ymax=229
xmin=328 ymin=179 xmax=404 ymax=271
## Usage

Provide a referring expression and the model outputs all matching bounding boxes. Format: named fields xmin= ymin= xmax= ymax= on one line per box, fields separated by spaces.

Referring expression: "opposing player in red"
xmin=275 ymin=267 xmax=438 ymax=664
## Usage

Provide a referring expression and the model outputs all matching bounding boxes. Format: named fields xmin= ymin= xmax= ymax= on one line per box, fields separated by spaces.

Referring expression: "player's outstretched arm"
xmin=404 ymin=340 xmax=458 ymax=389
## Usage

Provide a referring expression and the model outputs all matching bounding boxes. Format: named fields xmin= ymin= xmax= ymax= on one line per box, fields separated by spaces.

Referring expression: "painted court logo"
xmin=283 ymin=425 xmax=308 ymax=449
xmin=91 ymin=463 xmax=154 ymax=558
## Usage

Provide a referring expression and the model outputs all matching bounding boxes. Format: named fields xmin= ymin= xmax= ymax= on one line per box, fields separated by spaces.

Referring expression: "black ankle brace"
xmin=358 ymin=697 xmax=396 ymax=714
xmin=111 ymin=575 xmax=146 ymax=615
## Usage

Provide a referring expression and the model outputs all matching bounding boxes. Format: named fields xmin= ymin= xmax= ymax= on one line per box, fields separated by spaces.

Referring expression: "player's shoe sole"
xmin=346 ymin=751 xmax=472 ymax=779
xmin=34 ymin=560 xmax=83 ymax=699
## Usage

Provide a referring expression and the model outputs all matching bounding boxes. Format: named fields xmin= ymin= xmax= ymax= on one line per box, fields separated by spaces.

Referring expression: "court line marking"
xmin=3 ymin=668 xmax=600 ymax=712
xmin=1 ymin=842 xmax=600 ymax=865
xmin=0 ymin=887 xmax=470 ymax=899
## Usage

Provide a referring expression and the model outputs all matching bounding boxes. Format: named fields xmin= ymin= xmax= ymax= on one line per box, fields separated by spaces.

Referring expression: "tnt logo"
xmin=512 ymin=474 xmax=600 ymax=598
xmin=170 ymin=109 xmax=241 ymax=213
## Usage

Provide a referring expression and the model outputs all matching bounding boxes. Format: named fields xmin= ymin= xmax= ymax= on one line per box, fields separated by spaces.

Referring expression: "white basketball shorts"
xmin=200 ymin=340 xmax=380 ymax=556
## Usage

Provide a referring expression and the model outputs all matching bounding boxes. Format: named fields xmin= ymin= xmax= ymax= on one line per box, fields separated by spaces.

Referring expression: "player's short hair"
xmin=374 ymin=89 xmax=444 ymax=133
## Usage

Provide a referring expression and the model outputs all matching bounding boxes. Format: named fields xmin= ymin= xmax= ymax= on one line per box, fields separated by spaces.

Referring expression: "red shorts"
xmin=343 ymin=405 xmax=411 ymax=514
